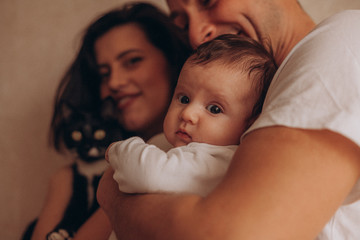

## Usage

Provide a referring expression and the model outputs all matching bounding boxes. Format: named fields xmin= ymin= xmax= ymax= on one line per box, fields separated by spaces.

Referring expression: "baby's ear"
xmin=101 ymin=97 xmax=117 ymax=121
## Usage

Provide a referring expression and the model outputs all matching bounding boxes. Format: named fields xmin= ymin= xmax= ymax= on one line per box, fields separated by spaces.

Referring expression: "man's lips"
xmin=176 ymin=130 xmax=192 ymax=143
xmin=116 ymin=93 xmax=141 ymax=110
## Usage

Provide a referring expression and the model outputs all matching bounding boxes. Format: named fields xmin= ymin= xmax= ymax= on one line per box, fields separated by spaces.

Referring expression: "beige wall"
xmin=300 ymin=0 xmax=360 ymax=23
xmin=0 ymin=0 xmax=359 ymax=239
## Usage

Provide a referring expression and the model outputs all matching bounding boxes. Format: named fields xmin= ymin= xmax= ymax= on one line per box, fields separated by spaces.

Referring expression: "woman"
xmin=27 ymin=3 xmax=190 ymax=240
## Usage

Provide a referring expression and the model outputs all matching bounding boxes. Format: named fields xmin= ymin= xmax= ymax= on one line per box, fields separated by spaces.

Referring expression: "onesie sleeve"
xmin=107 ymin=137 xmax=237 ymax=196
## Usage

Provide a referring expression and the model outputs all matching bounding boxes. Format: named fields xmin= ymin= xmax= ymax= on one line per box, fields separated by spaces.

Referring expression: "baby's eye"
xmin=206 ymin=104 xmax=222 ymax=114
xmin=178 ymin=94 xmax=190 ymax=104
xmin=71 ymin=131 xmax=82 ymax=141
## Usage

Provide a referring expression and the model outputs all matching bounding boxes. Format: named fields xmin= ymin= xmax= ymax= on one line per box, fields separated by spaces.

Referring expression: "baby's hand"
xmin=105 ymin=142 xmax=116 ymax=162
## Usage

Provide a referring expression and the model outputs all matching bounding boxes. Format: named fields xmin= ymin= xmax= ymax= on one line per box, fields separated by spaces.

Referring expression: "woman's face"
xmin=96 ymin=23 xmax=172 ymax=139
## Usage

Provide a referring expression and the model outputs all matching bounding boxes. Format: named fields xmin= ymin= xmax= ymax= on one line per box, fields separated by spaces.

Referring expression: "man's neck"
xmin=274 ymin=7 xmax=315 ymax=65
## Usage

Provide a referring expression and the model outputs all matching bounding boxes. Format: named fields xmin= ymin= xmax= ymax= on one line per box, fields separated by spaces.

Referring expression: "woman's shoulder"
xmin=50 ymin=164 xmax=74 ymax=186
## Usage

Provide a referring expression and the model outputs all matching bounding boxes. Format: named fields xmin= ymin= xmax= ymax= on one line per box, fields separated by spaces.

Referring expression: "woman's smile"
xmin=116 ymin=93 xmax=141 ymax=111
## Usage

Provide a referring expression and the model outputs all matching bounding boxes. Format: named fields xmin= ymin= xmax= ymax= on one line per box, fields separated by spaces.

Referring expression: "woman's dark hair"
xmin=188 ymin=34 xmax=278 ymax=130
xmin=50 ymin=2 xmax=191 ymax=151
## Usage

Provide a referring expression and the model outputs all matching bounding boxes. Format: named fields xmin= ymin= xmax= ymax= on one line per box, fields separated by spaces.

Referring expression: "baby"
xmin=106 ymin=34 xmax=277 ymax=196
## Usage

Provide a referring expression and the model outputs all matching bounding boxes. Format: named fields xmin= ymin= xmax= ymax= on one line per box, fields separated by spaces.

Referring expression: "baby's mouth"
xmin=176 ymin=130 xmax=192 ymax=143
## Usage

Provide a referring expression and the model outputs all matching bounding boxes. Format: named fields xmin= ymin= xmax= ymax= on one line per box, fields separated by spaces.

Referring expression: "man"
xmin=98 ymin=0 xmax=360 ymax=239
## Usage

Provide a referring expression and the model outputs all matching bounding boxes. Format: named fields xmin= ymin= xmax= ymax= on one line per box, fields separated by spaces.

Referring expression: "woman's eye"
xmin=124 ymin=57 xmax=143 ymax=68
xmin=99 ymin=72 xmax=110 ymax=81
xmin=200 ymin=0 xmax=213 ymax=8
xmin=178 ymin=94 xmax=190 ymax=104
xmin=207 ymin=104 xmax=222 ymax=114
xmin=98 ymin=67 xmax=110 ymax=81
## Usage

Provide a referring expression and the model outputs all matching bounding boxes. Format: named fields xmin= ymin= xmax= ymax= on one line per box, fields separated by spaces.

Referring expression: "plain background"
xmin=1 ymin=0 xmax=359 ymax=239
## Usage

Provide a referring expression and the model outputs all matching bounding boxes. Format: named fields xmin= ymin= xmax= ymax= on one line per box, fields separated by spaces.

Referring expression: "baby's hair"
xmin=188 ymin=34 xmax=278 ymax=127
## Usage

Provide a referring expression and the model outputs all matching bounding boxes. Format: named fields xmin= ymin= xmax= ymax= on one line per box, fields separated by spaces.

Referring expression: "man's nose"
xmin=188 ymin=13 xmax=217 ymax=48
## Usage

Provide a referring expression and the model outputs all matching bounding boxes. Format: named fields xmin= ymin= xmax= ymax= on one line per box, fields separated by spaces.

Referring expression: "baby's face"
xmin=164 ymin=61 xmax=257 ymax=147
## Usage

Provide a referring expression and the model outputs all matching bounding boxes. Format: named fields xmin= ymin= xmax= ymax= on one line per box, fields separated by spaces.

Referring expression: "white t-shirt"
xmin=243 ymin=10 xmax=360 ymax=239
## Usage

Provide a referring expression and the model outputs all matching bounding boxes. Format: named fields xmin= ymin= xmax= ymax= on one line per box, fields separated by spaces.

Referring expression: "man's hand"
xmin=97 ymin=167 xmax=122 ymax=218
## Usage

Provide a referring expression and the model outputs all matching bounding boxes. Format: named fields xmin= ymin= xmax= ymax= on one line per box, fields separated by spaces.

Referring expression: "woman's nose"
xmin=188 ymin=13 xmax=217 ymax=49
xmin=107 ymin=70 xmax=128 ymax=92
xmin=180 ymin=104 xmax=199 ymax=124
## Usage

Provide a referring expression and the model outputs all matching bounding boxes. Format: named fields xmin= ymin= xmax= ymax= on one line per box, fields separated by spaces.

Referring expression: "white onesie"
xmin=108 ymin=135 xmax=237 ymax=197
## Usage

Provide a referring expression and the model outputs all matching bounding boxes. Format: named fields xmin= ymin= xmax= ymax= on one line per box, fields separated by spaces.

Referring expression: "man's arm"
xmin=72 ymin=209 xmax=112 ymax=240
xmin=97 ymin=126 xmax=360 ymax=240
